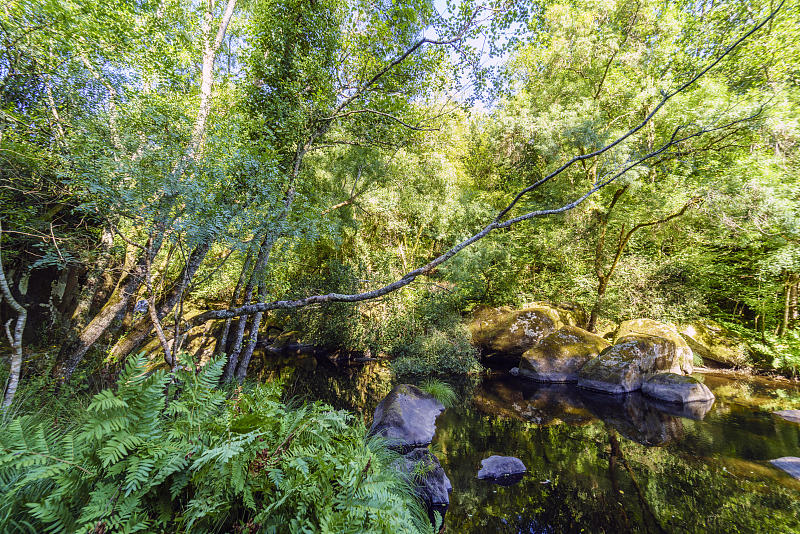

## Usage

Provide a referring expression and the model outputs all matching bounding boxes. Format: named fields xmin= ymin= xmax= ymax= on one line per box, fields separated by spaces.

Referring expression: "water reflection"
xmin=256 ymin=357 xmax=800 ymax=533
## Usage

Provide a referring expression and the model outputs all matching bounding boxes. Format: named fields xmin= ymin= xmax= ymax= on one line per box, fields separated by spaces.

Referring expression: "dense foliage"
xmin=0 ymin=354 xmax=432 ymax=533
xmin=0 ymin=0 xmax=799 ymax=529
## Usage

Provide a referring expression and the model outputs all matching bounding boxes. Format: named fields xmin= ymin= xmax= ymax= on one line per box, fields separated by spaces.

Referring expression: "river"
xmin=257 ymin=354 xmax=800 ymax=533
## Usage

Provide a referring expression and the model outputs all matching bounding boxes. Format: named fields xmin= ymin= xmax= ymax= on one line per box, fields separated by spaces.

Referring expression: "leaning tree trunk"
xmin=58 ymin=241 xmax=153 ymax=382
xmin=56 ymin=226 xmax=114 ymax=363
xmin=108 ymin=241 xmax=210 ymax=360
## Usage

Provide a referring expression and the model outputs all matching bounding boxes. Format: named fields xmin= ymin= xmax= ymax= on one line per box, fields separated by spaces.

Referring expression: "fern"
xmin=0 ymin=353 xmax=434 ymax=533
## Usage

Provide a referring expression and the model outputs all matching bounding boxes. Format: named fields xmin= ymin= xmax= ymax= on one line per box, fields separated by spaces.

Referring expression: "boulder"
xmin=518 ymin=326 xmax=610 ymax=382
xmin=394 ymin=448 xmax=452 ymax=524
xmin=774 ymin=410 xmax=800 ymax=424
xmin=576 ymin=341 xmax=654 ymax=394
xmin=368 ymin=384 xmax=444 ymax=452
xmin=477 ymin=455 xmax=526 ymax=486
xmin=578 ymin=319 xmax=695 ymax=394
xmin=679 ymin=319 xmax=750 ymax=368
xmin=770 ymin=457 xmax=800 ymax=480
xmin=468 ymin=303 xmax=582 ymax=359
xmin=642 ymin=373 xmax=715 ymax=404
xmin=613 ymin=318 xmax=694 ymax=376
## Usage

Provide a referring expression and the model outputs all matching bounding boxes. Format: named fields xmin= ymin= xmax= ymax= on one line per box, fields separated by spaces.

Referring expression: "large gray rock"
xmin=642 ymin=373 xmax=715 ymax=404
xmin=368 ymin=384 xmax=444 ymax=452
xmin=469 ymin=303 xmax=583 ymax=360
xmin=770 ymin=457 xmax=800 ymax=480
xmin=477 ymin=455 xmax=526 ymax=486
xmin=518 ymin=326 xmax=610 ymax=382
xmin=394 ymin=448 xmax=452 ymax=524
xmin=577 ymin=319 xmax=695 ymax=394
xmin=774 ymin=410 xmax=800 ymax=424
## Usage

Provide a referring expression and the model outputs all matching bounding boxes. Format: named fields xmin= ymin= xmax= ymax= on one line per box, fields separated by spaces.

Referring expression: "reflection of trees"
xmin=436 ymin=399 xmax=800 ymax=533
xmin=262 ymin=362 xmax=800 ymax=532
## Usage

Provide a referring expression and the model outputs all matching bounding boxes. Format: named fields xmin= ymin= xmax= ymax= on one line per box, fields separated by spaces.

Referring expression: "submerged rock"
xmin=468 ymin=303 xmax=582 ymax=360
xmin=773 ymin=410 xmax=800 ymax=424
xmin=770 ymin=457 xmax=800 ymax=480
xmin=679 ymin=318 xmax=750 ymax=368
xmin=477 ymin=455 xmax=526 ymax=486
xmin=394 ymin=447 xmax=453 ymax=522
xmin=518 ymin=326 xmax=609 ymax=382
xmin=642 ymin=373 xmax=715 ymax=404
xmin=577 ymin=319 xmax=695 ymax=394
xmin=368 ymin=384 xmax=444 ymax=452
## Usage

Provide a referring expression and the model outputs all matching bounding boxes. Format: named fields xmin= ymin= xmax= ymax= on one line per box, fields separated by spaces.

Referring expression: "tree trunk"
xmin=58 ymin=237 xmax=162 ymax=382
xmin=56 ymin=226 xmax=114 ymax=362
xmin=222 ymin=236 xmax=273 ymax=382
xmin=779 ymin=273 xmax=791 ymax=337
xmin=108 ymin=241 xmax=211 ymax=360
xmin=1 ymin=223 xmax=27 ymax=408
xmin=216 ymin=245 xmax=255 ymax=357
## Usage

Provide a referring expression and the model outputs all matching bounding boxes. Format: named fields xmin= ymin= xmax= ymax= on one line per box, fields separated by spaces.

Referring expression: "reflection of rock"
xmin=475 ymin=376 xmax=594 ymax=425
xmin=578 ymin=319 xmax=694 ymax=394
xmin=774 ymin=410 xmax=800 ymax=424
xmin=368 ymin=384 xmax=444 ymax=452
xmin=642 ymin=373 xmax=715 ymax=404
xmin=770 ymin=457 xmax=800 ymax=480
xmin=645 ymin=396 xmax=714 ymax=420
xmin=468 ymin=303 xmax=581 ymax=361
xmin=679 ymin=318 xmax=750 ymax=368
xmin=518 ymin=326 xmax=610 ymax=382
xmin=579 ymin=390 xmax=684 ymax=446
xmin=477 ymin=455 xmax=526 ymax=486
xmin=394 ymin=448 xmax=453 ymax=523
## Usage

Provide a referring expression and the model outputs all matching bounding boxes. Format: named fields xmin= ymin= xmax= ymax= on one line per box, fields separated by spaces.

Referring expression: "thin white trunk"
xmin=1 ymin=222 xmax=27 ymax=408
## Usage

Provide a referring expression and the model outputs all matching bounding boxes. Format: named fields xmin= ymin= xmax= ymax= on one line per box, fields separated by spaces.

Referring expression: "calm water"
xmin=259 ymin=356 xmax=800 ymax=533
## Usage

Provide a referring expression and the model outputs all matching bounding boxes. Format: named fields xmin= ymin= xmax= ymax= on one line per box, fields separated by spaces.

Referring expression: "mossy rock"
xmin=518 ymin=325 xmax=610 ymax=382
xmin=614 ymin=318 xmax=694 ymax=375
xmin=469 ymin=303 xmax=582 ymax=358
xmin=577 ymin=326 xmax=694 ymax=395
xmin=679 ymin=318 xmax=750 ymax=368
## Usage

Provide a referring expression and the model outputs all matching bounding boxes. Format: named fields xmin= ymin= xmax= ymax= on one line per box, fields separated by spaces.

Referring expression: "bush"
xmin=0 ymin=354 xmax=433 ymax=533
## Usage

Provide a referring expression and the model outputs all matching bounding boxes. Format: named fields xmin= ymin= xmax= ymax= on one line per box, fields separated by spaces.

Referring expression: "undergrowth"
xmin=0 ymin=354 xmax=433 ymax=533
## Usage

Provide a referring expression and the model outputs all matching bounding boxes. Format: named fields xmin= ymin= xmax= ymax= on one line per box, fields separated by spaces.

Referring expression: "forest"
xmin=1 ymin=0 xmax=799 ymax=532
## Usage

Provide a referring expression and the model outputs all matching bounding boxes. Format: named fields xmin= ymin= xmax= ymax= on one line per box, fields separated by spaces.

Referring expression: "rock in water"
xmin=518 ymin=326 xmax=610 ymax=382
xmin=770 ymin=457 xmax=800 ymax=480
xmin=394 ymin=448 xmax=452 ymax=525
xmin=613 ymin=319 xmax=694 ymax=375
xmin=645 ymin=397 xmax=714 ymax=420
xmin=774 ymin=410 xmax=800 ymax=424
xmin=577 ymin=319 xmax=695 ymax=394
xmin=641 ymin=373 xmax=715 ymax=404
xmin=368 ymin=384 xmax=444 ymax=452
xmin=477 ymin=455 xmax=526 ymax=486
